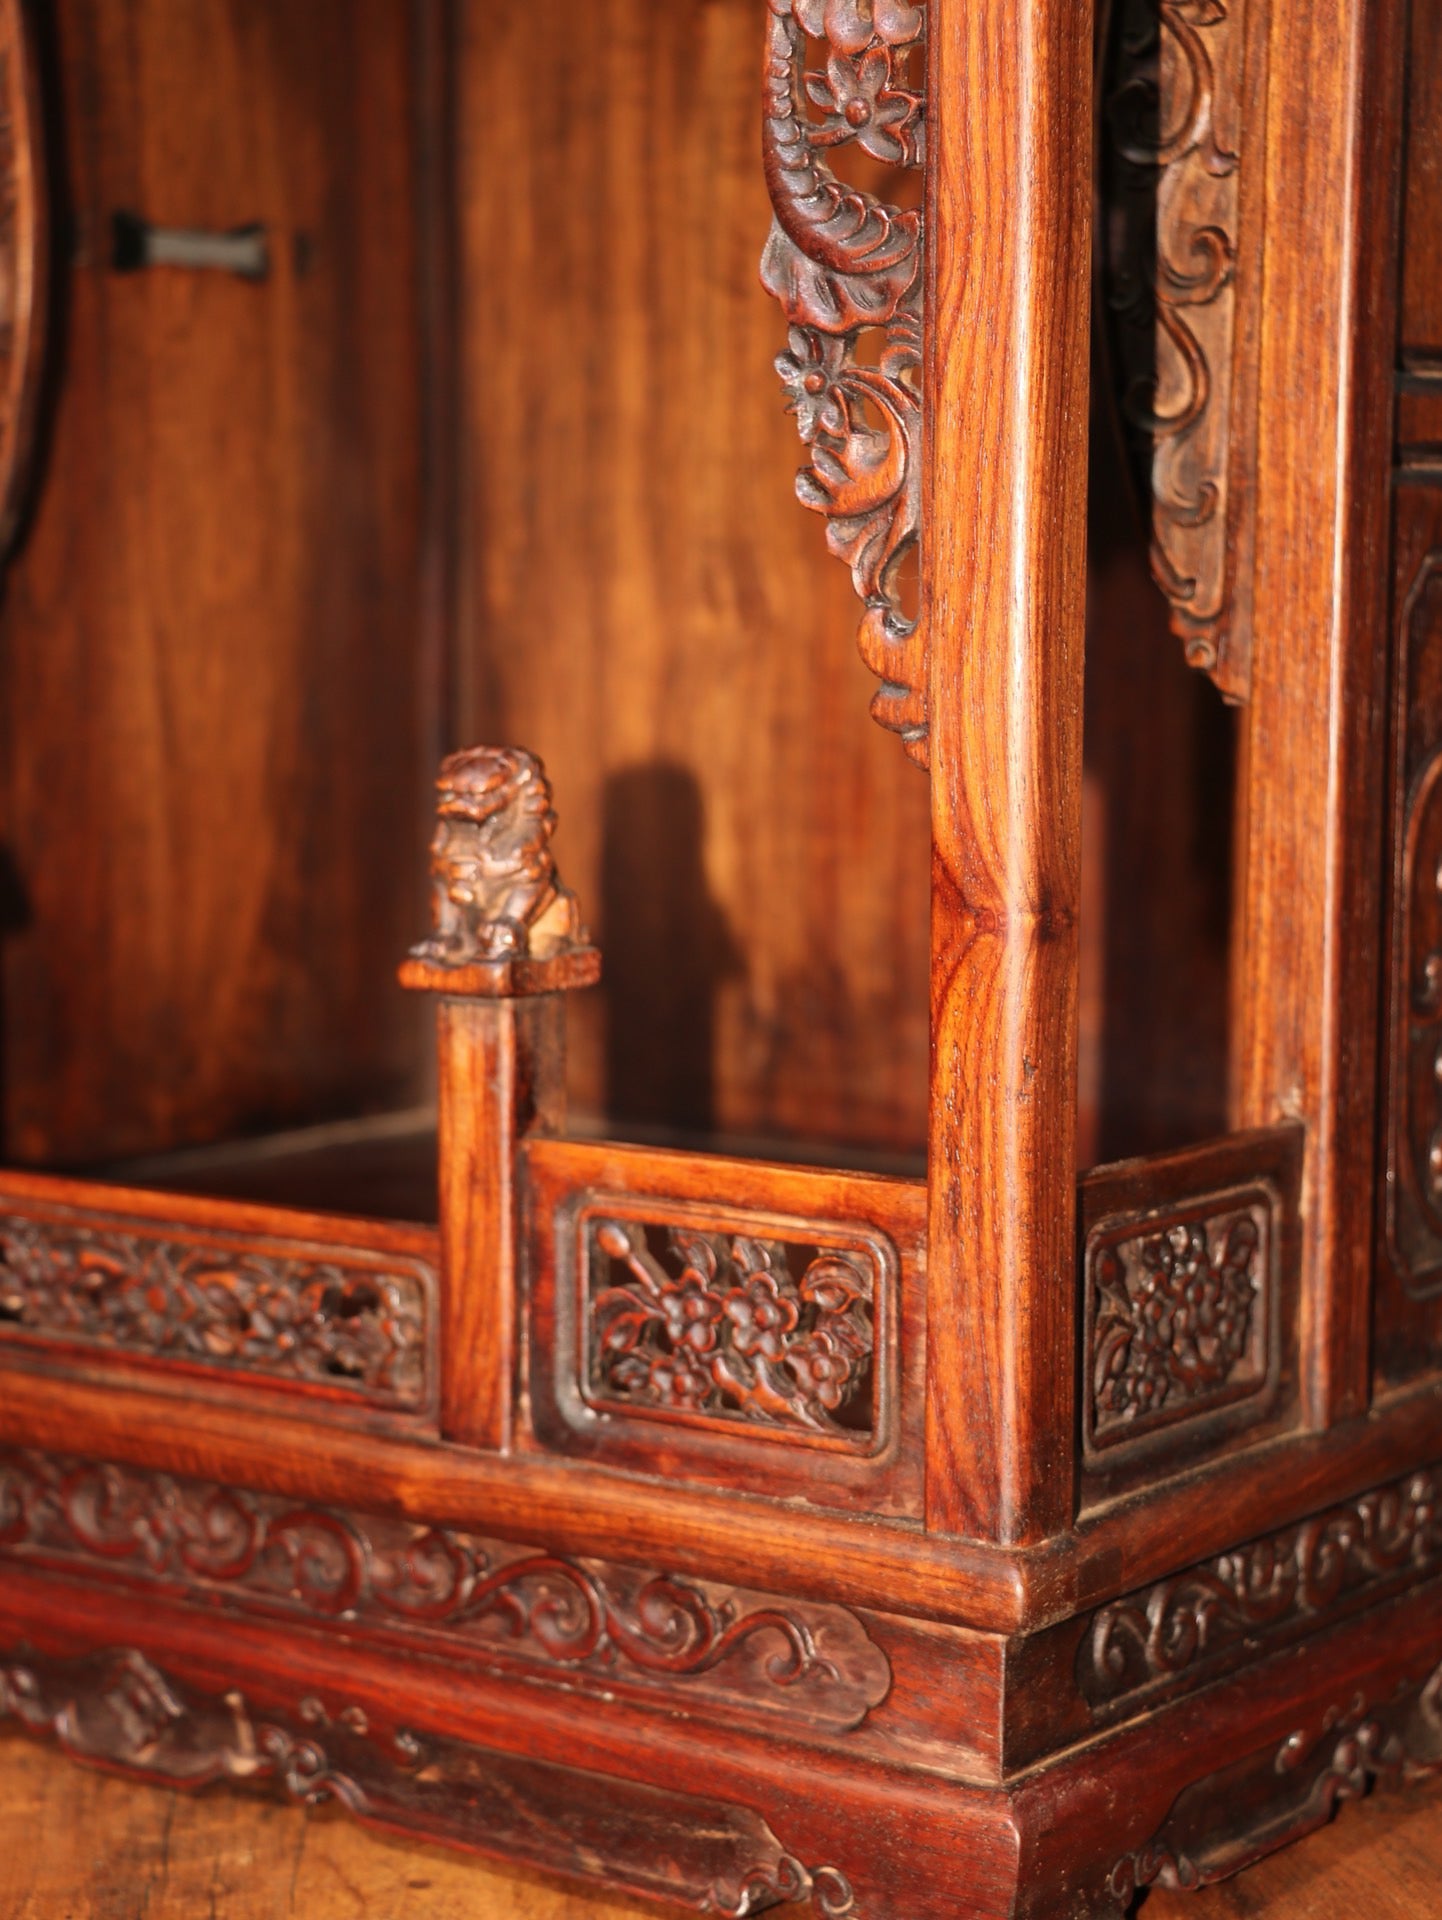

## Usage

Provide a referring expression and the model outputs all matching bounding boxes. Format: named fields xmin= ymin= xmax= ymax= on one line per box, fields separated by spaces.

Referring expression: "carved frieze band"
xmin=1083 ymin=1464 xmax=1442 ymax=1707
xmin=1107 ymin=1657 xmax=1442 ymax=1907
xmin=761 ymin=0 xmax=927 ymax=764
xmin=1084 ymin=1185 xmax=1273 ymax=1459
xmin=1385 ymin=552 xmax=1442 ymax=1292
xmin=0 ymin=1451 xmax=890 ymax=1734
xmin=0 ymin=1202 xmax=433 ymax=1408
xmin=1101 ymin=0 xmax=1254 ymax=698
xmin=0 ymin=1645 xmax=858 ymax=1917
xmin=587 ymin=1221 xmax=878 ymax=1440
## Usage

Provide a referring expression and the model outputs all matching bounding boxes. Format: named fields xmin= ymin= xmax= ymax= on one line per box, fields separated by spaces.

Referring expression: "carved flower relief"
xmin=804 ymin=44 xmax=923 ymax=165
xmin=792 ymin=0 xmax=923 ymax=52
xmin=589 ymin=1223 xmax=875 ymax=1438
xmin=776 ymin=327 xmax=849 ymax=443
xmin=1090 ymin=1208 xmax=1265 ymax=1442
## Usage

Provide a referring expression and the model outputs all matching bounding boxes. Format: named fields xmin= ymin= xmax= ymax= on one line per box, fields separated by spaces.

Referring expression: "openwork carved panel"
xmin=588 ymin=1221 xmax=876 ymax=1439
xmin=0 ymin=1200 xmax=433 ymax=1410
xmin=0 ymin=1451 xmax=891 ymax=1734
xmin=1384 ymin=551 xmax=1442 ymax=1295
xmin=1082 ymin=1465 xmax=1442 ymax=1708
xmin=1084 ymin=1187 xmax=1272 ymax=1458
xmin=761 ymin=0 xmax=928 ymax=763
xmin=1100 ymin=0 xmax=1257 ymax=699
xmin=0 ymin=1645 xmax=853 ymax=1916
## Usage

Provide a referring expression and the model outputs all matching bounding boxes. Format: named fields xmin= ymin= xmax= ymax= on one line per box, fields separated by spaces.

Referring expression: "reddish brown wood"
xmin=0 ymin=2 xmax=1435 ymax=1915
xmin=0 ymin=0 xmax=49 ymax=566
xmin=1231 ymin=1 xmax=1406 ymax=1426
xmin=0 ymin=0 xmax=433 ymax=1167
xmin=924 ymin=0 xmax=1091 ymax=1544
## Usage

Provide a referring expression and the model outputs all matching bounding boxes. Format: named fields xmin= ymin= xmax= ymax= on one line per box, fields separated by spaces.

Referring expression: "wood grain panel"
xmin=451 ymin=0 xmax=932 ymax=1158
xmin=0 ymin=0 xmax=433 ymax=1165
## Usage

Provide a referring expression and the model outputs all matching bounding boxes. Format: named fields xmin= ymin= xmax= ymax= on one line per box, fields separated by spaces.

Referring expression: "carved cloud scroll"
xmin=761 ymin=0 xmax=928 ymax=765
xmin=1101 ymin=0 xmax=1259 ymax=701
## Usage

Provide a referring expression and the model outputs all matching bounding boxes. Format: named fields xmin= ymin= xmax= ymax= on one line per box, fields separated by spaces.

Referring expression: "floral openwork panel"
xmin=761 ymin=0 xmax=928 ymax=762
xmin=587 ymin=1222 xmax=876 ymax=1441
xmin=0 ymin=1197 xmax=434 ymax=1412
xmin=1084 ymin=1186 xmax=1275 ymax=1460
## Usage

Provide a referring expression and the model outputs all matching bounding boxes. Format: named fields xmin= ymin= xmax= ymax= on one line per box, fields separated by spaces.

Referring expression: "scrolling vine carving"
xmin=589 ymin=1223 xmax=876 ymax=1438
xmin=0 ymin=1209 xmax=430 ymax=1406
xmin=0 ymin=1451 xmax=890 ymax=1732
xmin=761 ymin=0 xmax=927 ymax=763
xmin=1083 ymin=1466 xmax=1442 ymax=1704
xmin=1101 ymin=0 xmax=1253 ymax=698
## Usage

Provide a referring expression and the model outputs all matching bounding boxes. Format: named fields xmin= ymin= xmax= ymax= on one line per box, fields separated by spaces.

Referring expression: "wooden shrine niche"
xmin=0 ymin=2 xmax=1436 ymax=1919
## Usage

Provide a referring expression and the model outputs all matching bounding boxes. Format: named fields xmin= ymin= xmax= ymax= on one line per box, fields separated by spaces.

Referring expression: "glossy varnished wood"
xmin=924 ymin=0 xmax=1091 ymax=1543
xmin=450 ymin=0 xmax=932 ymax=1159
xmin=3 ymin=1730 xmax=1440 ymax=1919
xmin=0 ymin=0 xmax=433 ymax=1166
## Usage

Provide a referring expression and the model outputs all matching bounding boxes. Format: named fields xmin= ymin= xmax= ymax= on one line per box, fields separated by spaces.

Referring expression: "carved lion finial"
xmin=410 ymin=746 xmax=585 ymax=967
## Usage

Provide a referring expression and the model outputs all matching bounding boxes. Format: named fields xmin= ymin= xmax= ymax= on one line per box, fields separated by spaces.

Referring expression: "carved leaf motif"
xmin=761 ymin=0 xmax=928 ymax=762
xmin=0 ymin=1212 xmax=431 ymax=1404
xmin=1090 ymin=1205 xmax=1263 ymax=1438
xmin=0 ymin=1451 xmax=892 ymax=1731
xmin=589 ymin=1225 xmax=876 ymax=1438
xmin=1100 ymin=0 xmax=1250 ymax=694
xmin=1083 ymin=1468 xmax=1442 ymax=1703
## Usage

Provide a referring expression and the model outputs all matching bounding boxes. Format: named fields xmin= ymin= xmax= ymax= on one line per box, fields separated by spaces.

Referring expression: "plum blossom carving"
xmin=804 ymin=43 xmax=923 ymax=164
xmin=590 ymin=1223 xmax=875 ymax=1437
xmin=1090 ymin=1203 xmax=1266 ymax=1443
xmin=762 ymin=0 xmax=928 ymax=762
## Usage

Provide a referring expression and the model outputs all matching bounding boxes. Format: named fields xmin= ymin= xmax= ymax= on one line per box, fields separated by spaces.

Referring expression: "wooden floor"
xmin=1 ymin=1730 xmax=1439 ymax=1918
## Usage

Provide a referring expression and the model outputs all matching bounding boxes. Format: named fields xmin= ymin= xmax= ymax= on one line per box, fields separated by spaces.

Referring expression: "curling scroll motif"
xmin=1083 ymin=1466 xmax=1442 ymax=1705
xmin=762 ymin=0 xmax=927 ymax=764
xmin=0 ymin=1450 xmax=891 ymax=1733
xmin=1102 ymin=0 xmax=1252 ymax=698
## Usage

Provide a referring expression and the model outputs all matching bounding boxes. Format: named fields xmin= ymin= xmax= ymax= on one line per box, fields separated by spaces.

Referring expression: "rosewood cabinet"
xmin=0 ymin=2 xmax=1439 ymax=1915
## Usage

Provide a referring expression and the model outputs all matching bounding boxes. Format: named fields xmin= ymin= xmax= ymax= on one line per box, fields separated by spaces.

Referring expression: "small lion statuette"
xmin=411 ymin=747 xmax=583 ymax=966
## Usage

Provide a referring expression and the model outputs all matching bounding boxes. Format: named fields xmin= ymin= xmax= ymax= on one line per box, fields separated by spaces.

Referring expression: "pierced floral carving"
xmin=1087 ymin=1195 xmax=1268 ymax=1451
xmin=1083 ymin=1466 xmax=1442 ymax=1704
xmin=1100 ymin=0 xmax=1252 ymax=697
xmin=0 ymin=1207 xmax=431 ymax=1407
xmin=588 ymin=1223 xmax=876 ymax=1438
xmin=762 ymin=0 xmax=928 ymax=763
xmin=0 ymin=1451 xmax=891 ymax=1733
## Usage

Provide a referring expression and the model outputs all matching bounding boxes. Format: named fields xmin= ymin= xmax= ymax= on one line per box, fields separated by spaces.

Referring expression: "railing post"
xmin=924 ymin=0 xmax=1093 ymax=1543
xmin=401 ymin=746 xmax=599 ymax=1451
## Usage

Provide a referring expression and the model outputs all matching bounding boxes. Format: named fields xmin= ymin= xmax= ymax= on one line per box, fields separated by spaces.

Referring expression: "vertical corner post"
xmin=400 ymin=746 xmax=600 ymax=1451
xmin=924 ymin=0 xmax=1093 ymax=1543
xmin=1232 ymin=5 xmax=1407 ymax=1427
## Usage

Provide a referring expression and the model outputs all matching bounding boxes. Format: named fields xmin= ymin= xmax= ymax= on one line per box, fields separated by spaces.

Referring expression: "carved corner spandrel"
xmin=399 ymin=745 xmax=600 ymax=998
xmin=1100 ymin=0 xmax=1261 ymax=701
xmin=761 ymin=0 xmax=928 ymax=765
